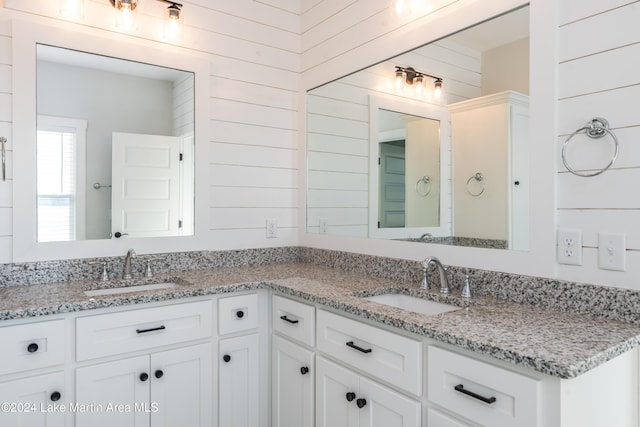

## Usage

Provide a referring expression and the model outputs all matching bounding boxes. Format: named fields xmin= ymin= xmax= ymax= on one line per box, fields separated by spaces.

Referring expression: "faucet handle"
xmin=461 ymin=273 xmax=472 ymax=298
xmin=89 ymin=261 xmax=109 ymax=282
xmin=420 ymin=266 xmax=429 ymax=290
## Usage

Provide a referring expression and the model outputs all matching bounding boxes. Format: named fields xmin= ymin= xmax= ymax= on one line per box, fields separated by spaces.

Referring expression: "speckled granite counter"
xmin=1 ymin=262 xmax=639 ymax=380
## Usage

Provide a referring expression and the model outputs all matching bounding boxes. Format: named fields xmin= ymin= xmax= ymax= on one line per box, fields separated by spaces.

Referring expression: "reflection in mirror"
xmin=376 ymin=109 xmax=440 ymax=229
xmin=306 ymin=5 xmax=529 ymax=250
xmin=36 ymin=44 xmax=195 ymax=242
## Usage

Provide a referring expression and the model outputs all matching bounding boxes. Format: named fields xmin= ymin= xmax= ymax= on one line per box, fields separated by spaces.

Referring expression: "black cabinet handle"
xmin=154 ymin=370 xmax=164 ymax=379
xmin=27 ymin=343 xmax=39 ymax=353
xmin=300 ymin=366 xmax=309 ymax=375
xmin=139 ymin=373 xmax=149 ymax=382
xmin=50 ymin=391 xmax=61 ymax=402
xmin=236 ymin=310 xmax=245 ymax=319
xmin=356 ymin=398 xmax=367 ymax=409
xmin=346 ymin=341 xmax=372 ymax=354
xmin=223 ymin=354 xmax=231 ymax=363
xmin=454 ymin=384 xmax=496 ymax=404
xmin=280 ymin=315 xmax=299 ymax=324
xmin=136 ymin=325 xmax=166 ymax=334
xmin=345 ymin=392 xmax=356 ymax=402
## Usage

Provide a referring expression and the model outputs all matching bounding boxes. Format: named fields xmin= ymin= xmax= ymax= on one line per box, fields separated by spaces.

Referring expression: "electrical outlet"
xmin=266 ymin=218 xmax=277 ymax=239
xmin=319 ymin=218 xmax=329 ymax=234
xmin=557 ymin=229 xmax=582 ymax=265
xmin=598 ymin=232 xmax=626 ymax=271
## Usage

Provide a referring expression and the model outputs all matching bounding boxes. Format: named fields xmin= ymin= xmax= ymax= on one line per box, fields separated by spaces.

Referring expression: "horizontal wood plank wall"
xmin=306 ymin=40 xmax=480 ymax=236
xmin=0 ymin=0 xmax=301 ymax=262
xmin=557 ymin=0 xmax=640 ymax=289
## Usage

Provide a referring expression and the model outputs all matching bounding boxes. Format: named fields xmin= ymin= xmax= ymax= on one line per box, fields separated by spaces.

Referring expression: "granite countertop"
xmin=1 ymin=262 xmax=639 ymax=380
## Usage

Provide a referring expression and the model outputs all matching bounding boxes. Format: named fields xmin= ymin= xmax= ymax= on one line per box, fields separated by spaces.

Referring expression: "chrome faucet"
xmin=420 ymin=256 xmax=450 ymax=294
xmin=123 ymin=249 xmax=137 ymax=279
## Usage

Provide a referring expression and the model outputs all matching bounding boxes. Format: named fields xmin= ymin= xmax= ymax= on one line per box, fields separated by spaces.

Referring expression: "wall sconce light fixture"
xmin=110 ymin=0 xmax=139 ymax=31
xmin=159 ymin=0 xmax=184 ymax=41
xmin=395 ymin=66 xmax=444 ymax=99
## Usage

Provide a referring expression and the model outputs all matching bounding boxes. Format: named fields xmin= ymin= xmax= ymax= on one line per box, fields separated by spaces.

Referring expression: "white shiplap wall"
xmin=0 ymin=0 xmax=300 ymax=262
xmin=556 ymin=0 xmax=640 ymax=289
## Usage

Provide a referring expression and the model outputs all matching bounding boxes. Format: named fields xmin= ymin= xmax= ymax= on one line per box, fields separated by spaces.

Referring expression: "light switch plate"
xmin=266 ymin=218 xmax=277 ymax=238
xmin=598 ymin=232 xmax=626 ymax=271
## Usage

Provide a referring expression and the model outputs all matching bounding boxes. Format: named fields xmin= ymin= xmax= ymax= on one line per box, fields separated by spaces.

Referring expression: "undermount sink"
xmin=364 ymin=293 xmax=459 ymax=316
xmin=84 ymin=282 xmax=180 ymax=297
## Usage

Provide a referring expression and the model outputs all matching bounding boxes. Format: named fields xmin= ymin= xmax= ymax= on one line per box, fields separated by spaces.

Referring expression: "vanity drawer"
xmin=76 ymin=300 xmax=213 ymax=361
xmin=0 ymin=320 xmax=65 ymax=375
xmin=316 ymin=310 xmax=422 ymax=395
xmin=427 ymin=346 xmax=540 ymax=427
xmin=218 ymin=293 xmax=258 ymax=335
xmin=272 ymin=295 xmax=315 ymax=347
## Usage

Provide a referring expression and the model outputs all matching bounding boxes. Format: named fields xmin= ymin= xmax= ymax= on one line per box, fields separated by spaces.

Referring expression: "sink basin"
xmin=84 ymin=282 xmax=180 ymax=297
xmin=364 ymin=293 xmax=459 ymax=316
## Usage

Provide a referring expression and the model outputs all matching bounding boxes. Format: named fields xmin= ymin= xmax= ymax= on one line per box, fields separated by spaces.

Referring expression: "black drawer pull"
xmin=356 ymin=398 xmax=367 ymax=408
xmin=155 ymin=370 xmax=164 ymax=379
xmin=300 ymin=366 xmax=309 ymax=375
xmin=280 ymin=315 xmax=299 ymax=324
xmin=139 ymin=373 xmax=149 ymax=382
xmin=454 ymin=384 xmax=496 ymax=404
xmin=223 ymin=354 xmax=231 ymax=363
xmin=136 ymin=325 xmax=166 ymax=334
xmin=27 ymin=343 xmax=39 ymax=353
xmin=236 ymin=310 xmax=245 ymax=319
xmin=346 ymin=341 xmax=372 ymax=354
xmin=346 ymin=392 xmax=356 ymax=402
xmin=50 ymin=391 xmax=61 ymax=402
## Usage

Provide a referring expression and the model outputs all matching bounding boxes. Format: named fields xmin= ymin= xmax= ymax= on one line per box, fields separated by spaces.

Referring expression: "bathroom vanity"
xmin=0 ymin=261 xmax=638 ymax=427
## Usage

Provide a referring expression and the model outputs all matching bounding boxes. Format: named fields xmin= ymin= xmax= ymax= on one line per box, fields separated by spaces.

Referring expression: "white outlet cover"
xmin=557 ymin=229 xmax=582 ymax=266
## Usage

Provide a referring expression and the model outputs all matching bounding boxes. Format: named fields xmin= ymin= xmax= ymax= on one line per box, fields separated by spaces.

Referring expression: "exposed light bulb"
xmin=434 ymin=79 xmax=443 ymax=100
xmin=415 ymin=75 xmax=424 ymax=96
xmin=115 ymin=0 xmax=138 ymax=31
xmin=164 ymin=3 xmax=183 ymax=42
xmin=395 ymin=69 xmax=406 ymax=92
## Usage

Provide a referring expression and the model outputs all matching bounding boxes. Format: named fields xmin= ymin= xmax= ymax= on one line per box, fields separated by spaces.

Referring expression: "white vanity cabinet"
xmin=217 ymin=292 xmax=268 ymax=427
xmin=0 ymin=319 xmax=67 ymax=427
xmin=316 ymin=356 xmax=421 ymax=427
xmin=74 ymin=300 xmax=214 ymax=427
xmin=271 ymin=295 xmax=316 ymax=427
xmin=76 ymin=343 xmax=212 ymax=427
xmin=315 ymin=309 xmax=422 ymax=427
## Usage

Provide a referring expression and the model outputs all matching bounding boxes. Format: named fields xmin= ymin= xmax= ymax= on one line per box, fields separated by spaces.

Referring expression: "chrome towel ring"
xmin=561 ymin=117 xmax=619 ymax=177
xmin=466 ymin=172 xmax=485 ymax=197
xmin=415 ymin=176 xmax=431 ymax=196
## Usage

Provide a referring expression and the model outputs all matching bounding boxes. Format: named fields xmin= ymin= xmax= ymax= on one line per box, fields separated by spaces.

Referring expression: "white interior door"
xmin=111 ymin=132 xmax=181 ymax=238
xmin=378 ymin=142 xmax=406 ymax=228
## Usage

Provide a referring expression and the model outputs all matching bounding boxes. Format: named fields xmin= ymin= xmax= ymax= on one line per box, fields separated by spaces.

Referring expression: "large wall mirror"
xmin=306 ymin=5 xmax=530 ymax=251
xmin=12 ymin=21 xmax=209 ymax=262
xmin=36 ymin=45 xmax=195 ymax=242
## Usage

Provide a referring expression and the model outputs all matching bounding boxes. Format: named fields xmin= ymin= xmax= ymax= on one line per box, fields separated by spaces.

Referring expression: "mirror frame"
xmin=368 ymin=95 xmax=450 ymax=239
xmin=12 ymin=20 xmax=210 ymax=262
xmin=300 ymin=0 xmax=557 ymax=279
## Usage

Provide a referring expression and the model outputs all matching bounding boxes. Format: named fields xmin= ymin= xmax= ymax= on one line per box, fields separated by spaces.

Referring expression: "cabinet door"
xmin=219 ymin=334 xmax=259 ymax=427
xmin=0 ymin=372 xmax=65 ymax=427
xmin=151 ymin=343 xmax=213 ymax=427
xmin=358 ymin=376 xmax=421 ymax=427
xmin=272 ymin=335 xmax=314 ymax=427
xmin=76 ymin=356 xmax=150 ymax=427
xmin=316 ymin=356 xmax=359 ymax=427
